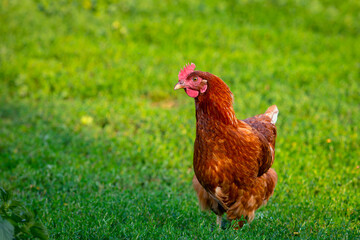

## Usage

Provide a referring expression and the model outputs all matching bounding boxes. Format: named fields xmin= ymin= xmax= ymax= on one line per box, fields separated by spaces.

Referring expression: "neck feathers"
xmin=195 ymin=72 xmax=237 ymax=125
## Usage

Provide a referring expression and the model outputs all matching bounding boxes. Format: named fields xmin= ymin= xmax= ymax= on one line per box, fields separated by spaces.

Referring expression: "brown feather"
xmin=189 ymin=71 xmax=278 ymax=227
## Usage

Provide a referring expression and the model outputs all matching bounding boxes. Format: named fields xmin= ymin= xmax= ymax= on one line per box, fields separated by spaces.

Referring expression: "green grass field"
xmin=1 ymin=0 xmax=359 ymax=239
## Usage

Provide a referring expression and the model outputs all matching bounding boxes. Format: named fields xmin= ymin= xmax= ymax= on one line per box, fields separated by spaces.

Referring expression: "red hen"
xmin=174 ymin=63 xmax=278 ymax=228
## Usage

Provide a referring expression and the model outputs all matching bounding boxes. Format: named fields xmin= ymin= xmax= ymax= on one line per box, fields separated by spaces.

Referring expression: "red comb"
xmin=178 ymin=63 xmax=196 ymax=80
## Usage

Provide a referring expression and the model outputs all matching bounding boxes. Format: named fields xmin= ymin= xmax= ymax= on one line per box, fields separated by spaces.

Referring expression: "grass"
xmin=0 ymin=0 xmax=359 ymax=239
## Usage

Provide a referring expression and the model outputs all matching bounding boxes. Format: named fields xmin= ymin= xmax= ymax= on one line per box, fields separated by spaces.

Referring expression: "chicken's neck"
xmin=195 ymin=73 xmax=237 ymax=126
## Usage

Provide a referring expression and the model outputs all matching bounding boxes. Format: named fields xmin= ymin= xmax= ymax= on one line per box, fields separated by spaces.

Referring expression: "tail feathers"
xmin=265 ymin=105 xmax=279 ymax=124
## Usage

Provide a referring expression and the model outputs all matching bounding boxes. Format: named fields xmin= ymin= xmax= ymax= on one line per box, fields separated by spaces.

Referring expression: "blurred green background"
xmin=0 ymin=0 xmax=359 ymax=239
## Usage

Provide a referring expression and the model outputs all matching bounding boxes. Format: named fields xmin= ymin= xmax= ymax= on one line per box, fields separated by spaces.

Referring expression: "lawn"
xmin=0 ymin=0 xmax=359 ymax=239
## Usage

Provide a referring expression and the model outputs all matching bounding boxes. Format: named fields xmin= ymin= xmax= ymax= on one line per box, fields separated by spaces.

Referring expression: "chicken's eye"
xmin=193 ymin=77 xmax=198 ymax=82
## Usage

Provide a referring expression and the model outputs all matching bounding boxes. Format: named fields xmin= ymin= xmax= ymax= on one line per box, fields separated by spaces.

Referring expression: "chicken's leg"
xmin=216 ymin=215 xmax=222 ymax=228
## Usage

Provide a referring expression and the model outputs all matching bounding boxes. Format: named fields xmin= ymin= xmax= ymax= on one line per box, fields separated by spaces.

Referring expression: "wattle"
xmin=185 ymin=88 xmax=199 ymax=98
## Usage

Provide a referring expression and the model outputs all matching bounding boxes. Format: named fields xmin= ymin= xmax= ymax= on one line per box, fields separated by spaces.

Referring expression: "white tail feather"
xmin=265 ymin=105 xmax=279 ymax=124
xmin=271 ymin=111 xmax=278 ymax=124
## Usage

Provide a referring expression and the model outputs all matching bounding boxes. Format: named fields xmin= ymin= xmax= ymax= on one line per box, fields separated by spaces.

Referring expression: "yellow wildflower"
xmin=112 ymin=21 xmax=120 ymax=30
xmin=83 ymin=0 xmax=92 ymax=10
xmin=81 ymin=115 xmax=93 ymax=125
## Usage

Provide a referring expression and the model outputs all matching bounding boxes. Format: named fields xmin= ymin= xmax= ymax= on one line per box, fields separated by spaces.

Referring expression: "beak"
xmin=174 ymin=82 xmax=185 ymax=90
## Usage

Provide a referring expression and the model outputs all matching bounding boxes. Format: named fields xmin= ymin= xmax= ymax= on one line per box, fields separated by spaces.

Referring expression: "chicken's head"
xmin=174 ymin=63 xmax=208 ymax=98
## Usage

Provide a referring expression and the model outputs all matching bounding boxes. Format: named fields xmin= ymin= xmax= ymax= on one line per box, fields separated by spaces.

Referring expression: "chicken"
xmin=174 ymin=63 xmax=278 ymax=228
